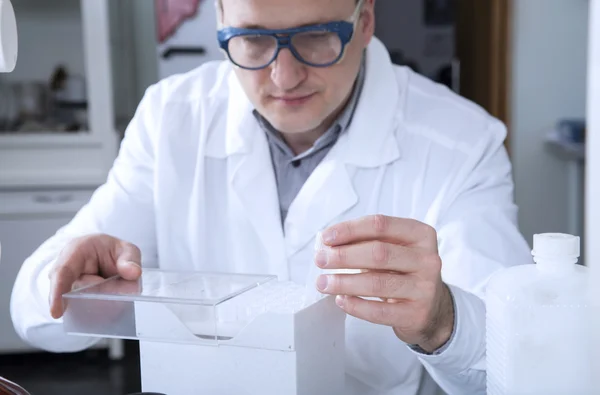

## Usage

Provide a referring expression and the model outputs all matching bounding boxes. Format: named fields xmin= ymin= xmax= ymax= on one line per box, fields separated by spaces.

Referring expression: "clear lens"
xmin=292 ymin=30 xmax=343 ymax=65
xmin=228 ymin=35 xmax=278 ymax=69
xmin=227 ymin=30 xmax=343 ymax=69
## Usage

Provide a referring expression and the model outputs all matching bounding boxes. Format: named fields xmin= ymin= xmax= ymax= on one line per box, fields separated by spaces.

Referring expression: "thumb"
xmin=112 ymin=241 xmax=142 ymax=281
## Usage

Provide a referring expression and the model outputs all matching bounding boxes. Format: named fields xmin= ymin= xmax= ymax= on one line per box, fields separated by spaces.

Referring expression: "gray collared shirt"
xmin=254 ymin=61 xmax=366 ymax=224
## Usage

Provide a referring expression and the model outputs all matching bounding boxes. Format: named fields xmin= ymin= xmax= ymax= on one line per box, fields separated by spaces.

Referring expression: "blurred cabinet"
xmin=0 ymin=189 xmax=92 ymax=353
xmin=0 ymin=189 xmax=124 ymax=358
xmin=0 ymin=0 xmax=118 ymax=188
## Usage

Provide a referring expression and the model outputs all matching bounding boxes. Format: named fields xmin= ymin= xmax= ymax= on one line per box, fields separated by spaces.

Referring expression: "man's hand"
xmin=49 ymin=234 xmax=142 ymax=319
xmin=314 ymin=215 xmax=454 ymax=353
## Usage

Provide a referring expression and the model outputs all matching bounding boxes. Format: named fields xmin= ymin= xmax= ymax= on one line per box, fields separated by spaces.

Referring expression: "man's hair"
xmin=217 ymin=0 xmax=360 ymax=12
xmin=216 ymin=0 xmax=362 ymax=26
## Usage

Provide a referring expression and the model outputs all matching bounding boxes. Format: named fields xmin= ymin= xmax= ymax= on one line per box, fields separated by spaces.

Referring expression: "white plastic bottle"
xmin=486 ymin=233 xmax=595 ymax=395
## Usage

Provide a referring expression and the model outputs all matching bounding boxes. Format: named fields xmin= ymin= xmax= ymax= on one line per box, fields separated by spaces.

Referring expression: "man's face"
xmin=220 ymin=0 xmax=375 ymax=134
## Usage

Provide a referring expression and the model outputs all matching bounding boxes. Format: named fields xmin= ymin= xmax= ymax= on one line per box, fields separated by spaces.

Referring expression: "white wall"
xmin=585 ymin=0 xmax=600 ymax=379
xmin=109 ymin=0 xmax=138 ymax=129
xmin=108 ymin=0 xmax=160 ymax=131
xmin=510 ymin=0 xmax=589 ymax=248
xmin=587 ymin=0 xmax=600 ymax=266
xmin=130 ymin=0 xmax=160 ymax=103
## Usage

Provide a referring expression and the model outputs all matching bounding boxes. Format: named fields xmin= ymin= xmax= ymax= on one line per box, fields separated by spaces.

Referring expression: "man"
xmin=11 ymin=0 xmax=531 ymax=394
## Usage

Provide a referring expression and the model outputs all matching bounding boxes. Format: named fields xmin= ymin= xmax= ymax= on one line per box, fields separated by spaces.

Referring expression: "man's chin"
xmin=270 ymin=120 xmax=323 ymax=135
xmin=263 ymin=113 xmax=323 ymax=135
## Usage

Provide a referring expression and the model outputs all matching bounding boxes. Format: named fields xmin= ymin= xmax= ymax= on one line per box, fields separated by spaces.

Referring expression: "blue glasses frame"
xmin=217 ymin=21 xmax=355 ymax=70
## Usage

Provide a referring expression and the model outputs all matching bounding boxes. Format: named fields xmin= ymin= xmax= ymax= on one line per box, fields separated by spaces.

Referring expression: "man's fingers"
xmin=50 ymin=263 xmax=81 ymax=319
xmin=101 ymin=241 xmax=142 ymax=281
xmin=334 ymin=295 xmax=406 ymax=327
xmin=315 ymin=241 xmax=425 ymax=273
xmin=116 ymin=260 xmax=142 ymax=281
xmin=316 ymin=272 xmax=420 ymax=300
xmin=116 ymin=241 xmax=142 ymax=281
xmin=49 ymin=236 xmax=142 ymax=319
xmin=321 ymin=215 xmax=437 ymax=248
xmin=59 ymin=274 xmax=106 ymax=315
xmin=49 ymin=240 xmax=96 ymax=319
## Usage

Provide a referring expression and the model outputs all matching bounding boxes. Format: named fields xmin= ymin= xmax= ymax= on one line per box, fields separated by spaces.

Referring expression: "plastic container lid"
xmin=532 ymin=233 xmax=580 ymax=259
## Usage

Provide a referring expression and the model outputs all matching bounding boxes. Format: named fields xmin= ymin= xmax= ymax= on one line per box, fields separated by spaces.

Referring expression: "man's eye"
xmin=295 ymin=31 xmax=336 ymax=43
xmin=242 ymin=35 xmax=271 ymax=46
xmin=305 ymin=32 xmax=330 ymax=39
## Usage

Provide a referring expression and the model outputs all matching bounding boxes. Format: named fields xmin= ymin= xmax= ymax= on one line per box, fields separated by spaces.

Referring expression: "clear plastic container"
xmin=486 ymin=233 xmax=596 ymax=395
xmin=62 ymin=269 xmax=315 ymax=345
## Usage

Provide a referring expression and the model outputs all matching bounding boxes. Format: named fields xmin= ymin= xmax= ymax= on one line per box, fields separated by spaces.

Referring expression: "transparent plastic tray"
xmin=62 ymin=269 xmax=278 ymax=345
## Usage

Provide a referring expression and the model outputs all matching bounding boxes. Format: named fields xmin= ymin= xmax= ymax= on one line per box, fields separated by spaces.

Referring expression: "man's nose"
xmin=270 ymin=49 xmax=307 ymax=91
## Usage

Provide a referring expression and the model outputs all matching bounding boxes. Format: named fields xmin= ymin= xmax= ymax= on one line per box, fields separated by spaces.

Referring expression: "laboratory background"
xmin=0 ymin=0 xmax=598 ymax=394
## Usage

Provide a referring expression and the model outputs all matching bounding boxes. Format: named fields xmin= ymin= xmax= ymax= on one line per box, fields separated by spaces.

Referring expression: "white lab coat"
xmin=11 ymin=38 xmax=531 ymax=395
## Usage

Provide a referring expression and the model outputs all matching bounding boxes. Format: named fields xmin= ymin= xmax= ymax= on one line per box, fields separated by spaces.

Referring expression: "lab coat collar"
xmin=207 ymin=37 xmax=403 ymax=168
xmin=339 ymin=37 xmax=403 ymax=168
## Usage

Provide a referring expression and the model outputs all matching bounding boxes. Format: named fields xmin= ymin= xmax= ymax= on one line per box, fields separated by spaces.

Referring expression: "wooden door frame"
xmin=455 ymin=0 xmax=512 ymax=153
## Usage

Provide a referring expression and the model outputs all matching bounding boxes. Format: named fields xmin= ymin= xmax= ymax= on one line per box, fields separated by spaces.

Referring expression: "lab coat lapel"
xmin=284 ymin=38 xmax=403 ymax=257
xmin=223 ymin=73 xmax=288 ymax=279
xmin=284 ymin=140 xmax=359 ymax=257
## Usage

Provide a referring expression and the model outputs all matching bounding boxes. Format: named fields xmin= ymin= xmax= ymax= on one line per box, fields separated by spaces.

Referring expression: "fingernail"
xmin=322 ymin=229 xmax=337 ymax=244
xmin=316 ymin=275 xmax=329 ymax=291
xmin=123 ymin=260 xmax=141 ymax=269
xmin=336 ymin=295 xmax=345 ymax=307
xmin=315 ymin=250 xmax=328 ymax=268
xmin=314 ymin=232 xmax=325 ymax=251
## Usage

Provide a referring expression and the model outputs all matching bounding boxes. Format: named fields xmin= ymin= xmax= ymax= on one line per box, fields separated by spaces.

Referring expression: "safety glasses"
xmin=217 ymin=0 xmax=365 ymax=70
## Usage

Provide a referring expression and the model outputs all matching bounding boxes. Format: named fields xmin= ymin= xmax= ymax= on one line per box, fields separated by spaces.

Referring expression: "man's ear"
xmin=215 ymin=0 xmax=224 ymax=28
xmin=363 ymin=0 xmax=376 ymax=9
xmin=361 ymin=0 xmax=376 ymax=44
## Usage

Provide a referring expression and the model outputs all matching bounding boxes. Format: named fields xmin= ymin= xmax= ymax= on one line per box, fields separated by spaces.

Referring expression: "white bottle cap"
xmin=532 ymin=233 xmax=580 ymax=259
xmin=0 ymin=0 xmax=18 ymax=73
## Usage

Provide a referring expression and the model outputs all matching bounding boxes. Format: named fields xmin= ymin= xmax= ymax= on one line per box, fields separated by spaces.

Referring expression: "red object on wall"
xmin=156 ymin=0 xmax=203 ymax=43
